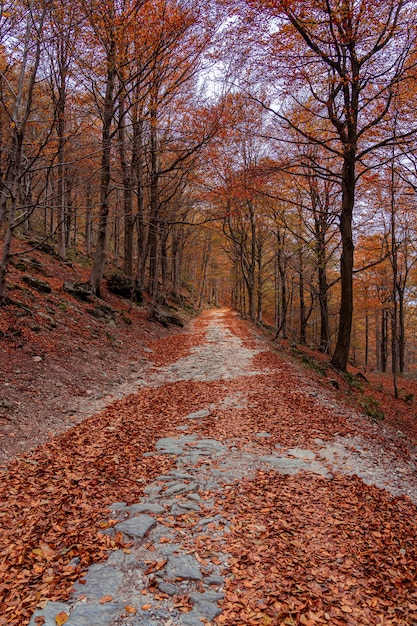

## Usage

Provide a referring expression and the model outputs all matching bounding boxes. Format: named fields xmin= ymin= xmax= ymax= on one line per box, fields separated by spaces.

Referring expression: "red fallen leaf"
xmin=125 ymin=605 xmax=137 ymax=614
xmin=34 ymin=618 xmax=46 ymax=626
xmin=99 ymin=595 xmax=113 ymax=604
xmin=141 ymin=604 xmax=152 ymax=610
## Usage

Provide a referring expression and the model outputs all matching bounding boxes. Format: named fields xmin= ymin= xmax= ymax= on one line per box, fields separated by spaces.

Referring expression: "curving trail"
xmin=7 ymin=310 xmax=417 ymax=626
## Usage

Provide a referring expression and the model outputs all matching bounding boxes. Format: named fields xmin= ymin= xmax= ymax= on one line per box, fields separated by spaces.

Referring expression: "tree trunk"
xmin=160 ymin=222 xmax=169 ymax=299
xmin=299 ymin=247 xmax=307 ymax=344
xmin=89 ymin=37 xmax=116 ymax=296
xmin=57 ymin=81 xmax=67 ymax=261
xmin=118 ymin=95 xmax=135 ymax=277
xmin=398 ymin=288 xmax=405 ymax=373
xmin=0 ymin=2 xmax=45 ymax=301
xmin=381 ymin=309 xmax=389 ymax=373
xmin=331 ymin=150 xmax=355 ymax=371
xmin=85 ymin=180 xmax=93 ymax=256
xmin=148 ymin=100 xmax=159 ymax=296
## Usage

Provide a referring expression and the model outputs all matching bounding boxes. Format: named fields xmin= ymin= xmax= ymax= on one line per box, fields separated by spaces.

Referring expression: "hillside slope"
xmin=0 ymin=239 xmax=194 ymax=465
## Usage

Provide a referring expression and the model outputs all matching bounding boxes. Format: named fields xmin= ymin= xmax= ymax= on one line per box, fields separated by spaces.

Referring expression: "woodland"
xmin=1 ymin=0 xmax=417 ymax=377
xmin=3 ymin=3 xmax=417 ymax=625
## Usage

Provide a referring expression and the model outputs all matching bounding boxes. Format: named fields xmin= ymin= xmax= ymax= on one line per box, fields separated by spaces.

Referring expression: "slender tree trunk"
xmin=381 ymin=309 xmax=388 ymax=373
xmin=89 ymin=37 xmax=116 ymax=296
xmin=256 ymin=241 xmax=263 ymax=323
xmin=0 ymin=2 xmax=45 ymax=301
xmin=365 ymin=312 xmax=369 ymax=368
xmin=398 ymin=288 xmax=405 ymax=373
xmin=376 ymin=311 xmax=381 ymax=370
xmin=148 ymin=90 xmax=159 ymax=296
xmin=331 ymin=150 xmax=356 ymax=370
xmin=57 ymin=82 xmax=67 ymax=261
xmin=198 ymin=237 xmax=211 ymax=308
xmin=160 ymin=222 xmax=169 ymax=299
xmin=118 ymin=95 xmax=134 ymax=277
xmin=85 ymin=180 xmax=93 ymax=256
xmin=299 ymin=247 xmax=307 ymax=344
xmin=316 ymin=235 xmax=331 ymax=353
xmin=390 ymin=139 xmax=399 ymax=398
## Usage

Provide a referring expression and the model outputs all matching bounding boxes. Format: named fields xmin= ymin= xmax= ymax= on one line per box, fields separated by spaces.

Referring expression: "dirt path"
xmin=4 ymin=310 xmax=417 ymax=626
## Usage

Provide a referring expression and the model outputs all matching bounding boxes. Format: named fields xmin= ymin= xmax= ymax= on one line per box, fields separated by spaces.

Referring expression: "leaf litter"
xmin=1 ymin=310 xmax=417 ymax=625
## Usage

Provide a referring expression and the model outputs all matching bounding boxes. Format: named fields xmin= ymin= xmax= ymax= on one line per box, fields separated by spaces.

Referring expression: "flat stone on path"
xmin=155 ymin=435 xmax=197 ymax=455
xmin=287 ymin=447 xmax=316 ymax=460
xmin=114 ymin=514 xmax=156 ymax=539
xmin=166 ymin=554 xmax=202 ymax=580
xmin=29 ymin=602 xmax=70 ymax=626
xmin=65 ymin=602 xmax=124 ymax=625
xmin=158 ymin=580 xmax=180 ymax=595
xmin=127 ymin=502 xmax=165 ymax=515
xmin=260 ymin=455 xmax=330 ymax=477
xmin=186 ymin=409 xmax=210 ymax=419
xmin=73 ymin=563 xmax=123 ymax=599
xmin=190 ymin=591 xmax=224 ymax=620
xmin=180 ymin=609 xmax=205 ymax=625
xmin=164 ymin=482 xmax=198 ymax=497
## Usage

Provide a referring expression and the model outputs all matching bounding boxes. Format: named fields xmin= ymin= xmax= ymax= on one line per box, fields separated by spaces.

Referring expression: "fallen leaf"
xmin=99 ymin=595 xmax=113 ymax=604
xmin=55 ymin=612 xmax=69 ymax=626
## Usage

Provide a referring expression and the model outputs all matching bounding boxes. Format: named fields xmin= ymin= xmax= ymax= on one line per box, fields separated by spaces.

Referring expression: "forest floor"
xmin=1 ymin=308 xmax=417 ymax=626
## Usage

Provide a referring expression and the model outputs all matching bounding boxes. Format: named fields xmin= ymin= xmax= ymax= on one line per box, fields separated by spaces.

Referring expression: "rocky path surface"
xmin=26 ymin=310 xmax=417 ymax=626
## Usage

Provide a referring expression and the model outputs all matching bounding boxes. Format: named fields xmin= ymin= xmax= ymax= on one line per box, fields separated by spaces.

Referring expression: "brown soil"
xmin=0 ymin=239 xmax=192 ymax=466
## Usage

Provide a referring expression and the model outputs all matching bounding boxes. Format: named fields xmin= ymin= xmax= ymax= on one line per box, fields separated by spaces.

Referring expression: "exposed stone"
xmin=107 ymin=273 xmax=142 ymax=302
xmin=286 ymin=448 xmax=316 ymax=460
xmin=114 ymin=514 xmax=156 ymax=539
xmin=260 ymin=454 xmax=330 ymax=477
xmin=158 ymin=580 xmax=180 ymax=595
xmin=170 ymin=501 xmax=201 ymax=515
xmin=1 ymin=400 xmax=14 ymax=410
xmin=109 ymin=502 xmax=127 ymax=511
xmin=29 ymin=602 xmax=70 ymax=626
xmin=143 ymin=484 xmax=162 ymax=495
xmin=65 ymin=603 xmax=124 ymax=626
xmin=88 ymin=303 xmax=116 ymax=321
xmin=38 ymin=312 xmax=57 ymax=327
xmin=22 ymin=275 xmax=52 ymax=293
xmin=73 ymin=563 xmax=123 ymax=599
xmin=106 ymin=550 xmax=136 ymax=567
xmin=186 ymin=409 xmax=210 ymax=420
xmin=127 ymin=502 xmax=165 ymax=515
xmin=164 ymin=482 xmax=198 ymax=497
xmin=196 ymin=514 xmax=223 ymax=527
xmin=190 ymin=591 xmax=224 ymax=620
xmin=152 ymin=309 xmax=184 ymax=327
xmin=180 ymin=609 xmax=205 ymax=625
xmin=204 ymin=575 xmax=224 ymax=586
xmin=63 ymin=281 xmax=95 ymax=301
xmin=166 ymin=554 xmax=202 ymax=580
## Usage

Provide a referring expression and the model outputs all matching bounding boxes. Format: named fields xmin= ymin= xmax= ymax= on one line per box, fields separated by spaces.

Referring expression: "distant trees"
xmin=225 ymin=0 xmax=417 ymax=370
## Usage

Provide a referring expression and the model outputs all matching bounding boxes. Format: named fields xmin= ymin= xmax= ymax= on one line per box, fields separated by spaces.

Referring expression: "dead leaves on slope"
xmin=215 ymin=470 xmax=417 ymax=626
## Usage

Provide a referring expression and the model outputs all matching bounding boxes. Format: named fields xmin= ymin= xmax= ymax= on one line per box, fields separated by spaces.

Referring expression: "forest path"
xmin=6 ymin=310 xmax=417 ymax=626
